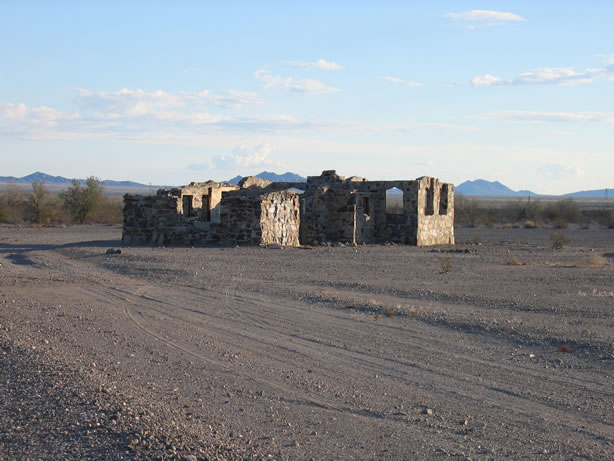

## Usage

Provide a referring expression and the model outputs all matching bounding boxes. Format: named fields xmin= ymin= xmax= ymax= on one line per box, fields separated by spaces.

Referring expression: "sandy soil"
xmin=1 ymin=224 xmax=613 ymax=459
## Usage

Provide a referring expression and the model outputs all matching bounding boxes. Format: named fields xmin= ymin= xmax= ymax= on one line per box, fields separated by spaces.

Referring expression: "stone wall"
xmin=259 ymin=191 xmax=300 ymax=246
xmin=122 ymin=182 xmax=238 ymax=245
xmin=416 ymin=177 xmax=455 ymax=246
xmin=219 ymin=190 xmax=300 ymax=246
xmin=122 ymin=170 xmax=454 ymax=247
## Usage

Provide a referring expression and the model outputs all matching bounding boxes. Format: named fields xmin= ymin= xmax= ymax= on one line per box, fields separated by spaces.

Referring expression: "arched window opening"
xmin=386 ymin=187 xmax=403 ymax=214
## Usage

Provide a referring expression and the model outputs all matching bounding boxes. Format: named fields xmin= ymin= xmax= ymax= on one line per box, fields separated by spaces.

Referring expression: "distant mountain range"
xmin=456 ymin=179 xmax=612 ymax=198
xmin=227 ymin=171 xmax=306 ymax=185
xmin=0 ymin=171 xmax=150 ymax=188
xmin=456 ymin=179 xmax=537 ymax=197
xmin=1 ymin=172 xmax=610 ymax=197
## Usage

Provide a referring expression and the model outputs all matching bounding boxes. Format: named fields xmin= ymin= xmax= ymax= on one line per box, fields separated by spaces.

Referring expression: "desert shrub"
xmin=604 ymin=211 xmax=614 ymax=229
xmin=523 ymin=220 xmax=538 ymax=229
xmin=544 ymin=198 xmax=581 ymax=226
xmin=24 ymin=181 xmax=54 ymax=225
xmin=584 ymin=254 xmax=608 ymax=267
xmin=59 ymin=177 xmax=104 ymax=224
xmin=0 ymin=181 xmax=25 ymax=223
xmin=0 ymin=207 xmax=5 ymax=222
xmin=550 ymin=232 xmax=568 ymax=250
xmin=436 ymin=254 xmax=453 ymax=274
xmin=500 ymin=199 xmax=543 ymax=226
xmin=89 ymin=196 xmax=124 ymax=225
xmin=454 ymin=194 xmax=484 ymax=227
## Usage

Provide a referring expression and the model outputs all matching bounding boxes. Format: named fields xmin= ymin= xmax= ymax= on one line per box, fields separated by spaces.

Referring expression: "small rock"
xmin=183 ymin=456 xmax=198 ymax=461
xmin=423 ymin=408 xmax=433 ymax=415
xmin=529 ymin=353 xmax=535 ymax=358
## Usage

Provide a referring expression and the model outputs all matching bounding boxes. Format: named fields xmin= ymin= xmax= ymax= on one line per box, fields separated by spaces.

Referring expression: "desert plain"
xmin=1 ymin=224 xmax=613 ymax=460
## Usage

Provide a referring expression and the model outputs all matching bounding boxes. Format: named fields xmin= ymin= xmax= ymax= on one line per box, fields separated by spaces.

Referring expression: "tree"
xmin=60 ymin=177 xmax=104 ymax=224
xmin=25 ymin=180 xmax=52 ymax=225
xmin=0 ymin=181 xmax=25 ymax=223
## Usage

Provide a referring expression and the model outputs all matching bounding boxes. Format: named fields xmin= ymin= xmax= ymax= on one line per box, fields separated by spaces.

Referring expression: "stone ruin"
xmin=122 ymin=170 xmax=454 ymax=247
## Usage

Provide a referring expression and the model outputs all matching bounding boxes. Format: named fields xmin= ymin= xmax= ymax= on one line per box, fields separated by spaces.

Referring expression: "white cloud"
xmin=288 ymin=59 xmax=343 ymax=71
xmin=383 ymin=76 xmax=423 ymax=87
xmin=472 ymin=66 xmax=613 ymax=87
xmin=199 ymin=142 xmax=282 ymax=170
xmin=446 ymin=10 xmax=525 ymax=22
xmin=471 ymin=74 xmax=503 ymax=87
xmin=477 ymin=110 xmax=614 ymax=123
xmin=74 ymin=87 xmax=261 ymax=118
xmin=254 ymin=69 xmax=340 ymax=94
xmin=195 ymin=89 xmax=262 ymax=109
xmin=537 ymin=164 xmax=585 ymax=180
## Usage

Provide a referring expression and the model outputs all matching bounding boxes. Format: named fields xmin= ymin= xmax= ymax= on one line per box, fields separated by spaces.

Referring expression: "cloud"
xmin=195 ymin=89 xmax=262 ymax=109
xmin=476 ymin=110 xmax=614 ymax=123
xmin=446 ymin=10 xmax=525 ymax=22
xmin=537 ymin=164 xmax=585 ymax=180
xmin=288 ymin=59 xmax=343 ymax=71
xmin=471 ymin=74 xmax=503 ymax=87
xmin=74 ymin=87 xmax=261 ymax=117
xmin=254 ymin=69 xmax=340 ymax=94
xmin=383 ymin=76 xmax=423 ymax=87
xmin=192 ymin=143 xmax=283 ymax=170
xmin=472 ymin=66 xmax=613 ymax=87
xmin=446 ymin=10 xmax=525 ymax=28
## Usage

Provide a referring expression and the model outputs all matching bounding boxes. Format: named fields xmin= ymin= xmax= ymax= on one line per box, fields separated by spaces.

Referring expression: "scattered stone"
xmin=423 ymin=408 xmax=433 ymax=415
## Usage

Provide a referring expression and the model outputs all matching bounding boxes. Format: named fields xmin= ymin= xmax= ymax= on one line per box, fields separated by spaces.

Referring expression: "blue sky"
xmin=1 ymin=1 xmax=613 ymax=194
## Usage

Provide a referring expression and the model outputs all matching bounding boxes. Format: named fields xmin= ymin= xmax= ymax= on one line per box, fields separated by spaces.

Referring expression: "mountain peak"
xmin=456 ymin=179 xmax=536 ymax=197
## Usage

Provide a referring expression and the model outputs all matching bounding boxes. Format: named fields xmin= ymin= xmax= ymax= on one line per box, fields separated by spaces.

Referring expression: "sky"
xmin=1 ymin=1 xmax=613 ymax=194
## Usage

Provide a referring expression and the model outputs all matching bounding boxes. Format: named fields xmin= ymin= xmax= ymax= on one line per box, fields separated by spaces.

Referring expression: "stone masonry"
xmin=122 ymin=170 xmax=454 ymax=247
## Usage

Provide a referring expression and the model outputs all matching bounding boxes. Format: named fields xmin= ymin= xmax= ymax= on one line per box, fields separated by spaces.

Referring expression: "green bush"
xmin=59 ymin=177 xmax=104 ymax=224
xmin=24 ymin=181 xmax=54 ymax=225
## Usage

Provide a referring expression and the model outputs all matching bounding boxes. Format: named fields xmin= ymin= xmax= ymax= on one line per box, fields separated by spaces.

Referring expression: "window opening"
xmin=202 ymin=195 xmax=211 ymax=221
xmin=425 ymin=187 xmax=434 ymax=215
xmin=182 ymin=195 xmax=194 ymax=217
xmin=386 ymin=187 xmax=403 ymax=214
xmin=362 ymin=196 xmax=370 ymax=216
xmin=439 ymin=184 xmax=449 ymax=215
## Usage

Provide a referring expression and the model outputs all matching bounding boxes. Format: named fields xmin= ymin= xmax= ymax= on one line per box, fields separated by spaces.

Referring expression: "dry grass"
xmin=523 ymin=220 xmax=538 ymax=229
xmin=559 ymin=345 xmax=573 ymax=353
xmin=374 ymin=314 xmax=380 ymax=321
xmin=584 ymin=254 xmax=608 ymax=267
xmin=385 ymin=312 xmax=397 ymax=318
xmin=578 ymin=288 xmax=614 ymax=298
xmin=410 ymin=310 xmax=419 ymax=317
xmin=505 ymin=257 xmax=526 ymax=266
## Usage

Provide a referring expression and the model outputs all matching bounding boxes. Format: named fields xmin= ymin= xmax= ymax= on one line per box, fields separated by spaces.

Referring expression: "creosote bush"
xmin=550 ymin=233 xmax=568 ymax=250
xmin=436 ymin=254 xmax=453 ymax=274
xmin=0 ymin=178 xmax=124 ymax=226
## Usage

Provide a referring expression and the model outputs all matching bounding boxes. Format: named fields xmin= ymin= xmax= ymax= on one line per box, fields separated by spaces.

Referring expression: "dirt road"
xmin=1 ymin=225 xmax=613 ymax=459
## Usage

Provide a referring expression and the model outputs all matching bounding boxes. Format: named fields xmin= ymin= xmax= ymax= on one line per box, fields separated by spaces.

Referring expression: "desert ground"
xmin=1 ymin=224 xmax=613 ymax=460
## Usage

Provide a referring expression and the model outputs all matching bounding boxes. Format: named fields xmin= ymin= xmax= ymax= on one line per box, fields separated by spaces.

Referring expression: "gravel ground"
xmin=1 ymin=224 xmax=613 ymax=459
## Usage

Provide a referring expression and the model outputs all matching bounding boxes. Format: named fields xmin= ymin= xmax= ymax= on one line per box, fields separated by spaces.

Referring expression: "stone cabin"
xmin=122 ymin=170 xmax=454 ymax=247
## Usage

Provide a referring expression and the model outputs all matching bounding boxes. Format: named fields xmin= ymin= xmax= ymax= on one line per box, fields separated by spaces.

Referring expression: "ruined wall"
xmin=122 ymin=181 xmax=238 ymax=246
xmin=122 ymin=170 xmax=454 ymax=248
xmin=416 ymin=177 xmax=455 ymax=246
xmin=260 ymin=191 xmax=300 ymax=246
xmin=220 ymin=190 xmax=300 ymax=246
